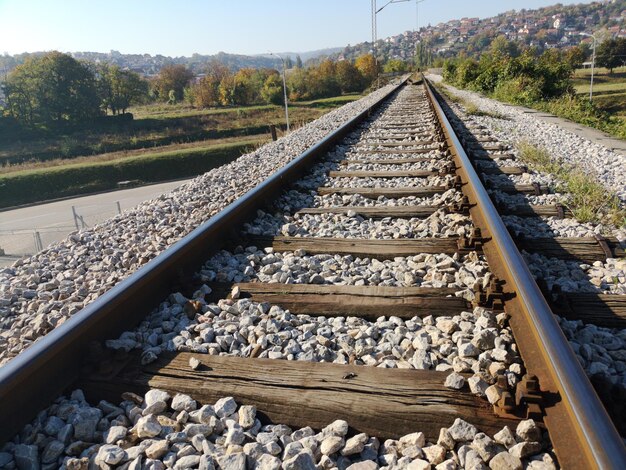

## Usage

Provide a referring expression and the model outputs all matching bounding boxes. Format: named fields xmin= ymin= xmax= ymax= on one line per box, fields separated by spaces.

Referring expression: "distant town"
xmin=336 ymin=0 xmax=626 ymax=62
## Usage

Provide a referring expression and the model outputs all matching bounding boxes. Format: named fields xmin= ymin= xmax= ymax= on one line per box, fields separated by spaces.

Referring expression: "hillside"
xmin=330 ymin=0 xmax=626 ymax=63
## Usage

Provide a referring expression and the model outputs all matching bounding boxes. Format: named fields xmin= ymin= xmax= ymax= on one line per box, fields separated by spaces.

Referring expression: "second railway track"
xmin=0 ymin=76 xmax=625 ymax=469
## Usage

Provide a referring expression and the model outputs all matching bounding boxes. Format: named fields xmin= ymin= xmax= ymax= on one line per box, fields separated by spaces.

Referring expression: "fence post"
xmin=33 ymin=231 xmax=43 ymax=252
xmin=269 ymin=124 xmax=277 ymax=141
xmin=72 ymin=206 xmax=80 ymax=231
xmin=116 ymin=201 xmax=122 ymax=215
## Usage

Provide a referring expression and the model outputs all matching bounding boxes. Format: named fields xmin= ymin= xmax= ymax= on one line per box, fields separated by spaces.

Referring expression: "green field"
xmin=0 ymin=94 xmax=363 ymax=207
xmin=572 ymin=66 xmax=626 ymax=119
xmin=0 ymin=94 xmax=363 ymax=170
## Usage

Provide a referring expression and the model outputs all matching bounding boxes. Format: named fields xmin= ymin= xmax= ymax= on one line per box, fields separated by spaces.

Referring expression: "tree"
xmin=490 ymin=35 xmax=520 ymax=58
xmin=153 ymin=64 xmax=193 ymax=102
xmin=191 ymin=62 xmax=231 ymax=107
xmin=3 ymin=51 xmax=101 ymax=128
xmin=295 ymin=55 xmax=303 ymax=69
xmin=285 ymin=56 xmax=293 ymax=69
xmin=354 ymin=54 xmax=378 ymax=86
xmin=415 ymin=42 xmax=433 ymax=69
xmin=564 ymin=46 xmax=585 ymax=70
xmin=383 ymin=59 xmax=410 ymax=74
xmin=335 ymin=61 xmax=364 ymax=93
xmin=97 ymin=65 xmax=148 ymax=115
xmin=261 ymin=73 xmax=285 ymax=105
xmin=596 ymin=38 xmax=626 ymax=74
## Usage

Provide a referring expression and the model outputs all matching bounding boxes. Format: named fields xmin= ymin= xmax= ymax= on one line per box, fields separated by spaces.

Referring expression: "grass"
xmin=516 ymin=141 xmax=625 ymax=227
xmin=435 ymin=84 xmax=508 ymax=120
xmin=570 ymin=66 xmax=626 ymax=134
xmin=0 ymin=92 xmax=364 ymax=206
xmin=0 ymin=96 xmax=362 ymax=168
xmin=0 ymin=135 xmax=268 ymax=174
xmin=0 ymin=140 xmax=261 ymax=208
xmin=462 ymin=101 xmax=508 ymax=120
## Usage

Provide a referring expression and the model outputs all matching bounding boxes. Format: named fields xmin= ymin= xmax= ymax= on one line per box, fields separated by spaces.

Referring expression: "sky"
xmin=0 ymin=0 xmax=599 ymax=57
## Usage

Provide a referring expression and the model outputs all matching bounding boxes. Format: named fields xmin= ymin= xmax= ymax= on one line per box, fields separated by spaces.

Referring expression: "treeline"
xmin=2 ymin=52 xmax=149 ymax=129
xmin=1 ymin=51 xmax=410 ymax=131
xmin=442 ymin=37 xmax=626 ymax=138
xmin=442 ymin=37 xmax=581 ymax=104
xmin=176 ymin=54 xmax=406 ymax=107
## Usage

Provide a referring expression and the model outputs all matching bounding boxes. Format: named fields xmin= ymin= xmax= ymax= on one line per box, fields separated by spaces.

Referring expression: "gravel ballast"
xmin=426 ymin=74 xmax=626 ymax=203
xmin=0 ymin=84 xmax=400 ymax=367
xmin=0 ymin=390 xmax=557 ymax=470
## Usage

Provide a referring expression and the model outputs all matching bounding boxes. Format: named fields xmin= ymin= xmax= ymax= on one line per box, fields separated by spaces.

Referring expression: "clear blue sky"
xmin=0 ymin=0 xmax=598 ymax=56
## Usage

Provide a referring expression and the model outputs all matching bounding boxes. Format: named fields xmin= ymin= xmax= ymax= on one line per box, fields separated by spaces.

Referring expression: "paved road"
xmin=0 ymin=179 xmax=191 ymax=266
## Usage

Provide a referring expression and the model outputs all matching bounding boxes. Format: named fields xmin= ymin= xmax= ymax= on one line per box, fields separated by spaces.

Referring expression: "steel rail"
xmin=423 ymin=77 xmax=626 ymax=469
xmin=0 ymin=77 xmax=409 ymax=444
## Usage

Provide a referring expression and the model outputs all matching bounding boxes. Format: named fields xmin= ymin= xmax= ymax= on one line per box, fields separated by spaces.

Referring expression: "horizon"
xmin=0 ymin=0 xmax=600 ymax=57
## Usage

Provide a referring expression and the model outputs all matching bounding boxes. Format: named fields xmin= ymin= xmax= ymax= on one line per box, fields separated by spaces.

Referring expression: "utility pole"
xmin=373 ymin=0 xmax=413 ymax=86
xmin=580 ymin=32 xmax=598 ymax=103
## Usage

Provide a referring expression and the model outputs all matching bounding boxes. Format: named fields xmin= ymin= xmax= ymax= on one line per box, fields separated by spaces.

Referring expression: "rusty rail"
xmin=423 ymin=76 xmax=626 ymax=469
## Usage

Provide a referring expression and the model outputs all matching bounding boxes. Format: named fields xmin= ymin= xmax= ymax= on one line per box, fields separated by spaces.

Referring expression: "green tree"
xmin=295 ymin=55 xmax=303 ymax=69
xmin=564 ymin=46 xmax=585 ymax=70
xmin=2 ymin=51 xmax=100 ymax=128
xmin=490 ymin=35 xmax=520 ymax=58
xmin=153 ymin=64 xmax=193 ymax=102
xmin=286 ymin=68 xmax=310 ymax=100
xmin=415 ymin=42 xmax=433 ymax=69
xmin=596 ymin=38 xmax=626 ymax=74
xmin=383 ymin=59 xmax=410 ymax=73
xmin=261 ymin=73 xmax=285 ymax=105
xmin=285 ymin=56 xmax=293 ymax=69
xmin=335 ymin=61 xmax=364 ymax=93
xmin=97 ymin=64 xmax=148 ymax=115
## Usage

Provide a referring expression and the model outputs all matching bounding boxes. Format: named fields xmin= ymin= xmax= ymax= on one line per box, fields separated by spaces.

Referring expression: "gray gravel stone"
xmin=489 ymin=451 xmax=523 ymax=470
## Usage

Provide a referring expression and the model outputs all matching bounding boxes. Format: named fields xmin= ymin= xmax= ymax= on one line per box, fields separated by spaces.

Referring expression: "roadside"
xmin=0 ymin=179 xmax=190 ymax=267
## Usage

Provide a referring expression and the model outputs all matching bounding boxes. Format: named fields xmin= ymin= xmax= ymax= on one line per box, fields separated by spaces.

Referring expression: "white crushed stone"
xmin=0 ymin=390 xmax=556 ymax=470
xmin=245 ymin=208 xmax=472 ymax=240
xmin=427 ymin=74 xmax=626 ymax=204
xmin=0 ymin=83 xmax=401 ymax=367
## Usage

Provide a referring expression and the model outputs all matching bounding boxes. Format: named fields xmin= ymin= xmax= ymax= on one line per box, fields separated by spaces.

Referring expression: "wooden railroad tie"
xmin=545 ymin=292 xmax=626 ymax=330
xmin=355 ymin=148 xmax=441 ymax=155
xmin=328 ymin=170 xmax=435 ymax=178
xmin=242 ymin=234 xmax=622 ymax=265
xmin=80 ymin=353 xmax=517 ymax=442
xmin=339 ymin=157 xmax=441 ymax=165
xmin=293 ymin=203 xmax=571 ymax=220
xmin=317 ymin=186 xmax=447 ymax=198
xmin=207 ymin=283 xmax=468 ymax=318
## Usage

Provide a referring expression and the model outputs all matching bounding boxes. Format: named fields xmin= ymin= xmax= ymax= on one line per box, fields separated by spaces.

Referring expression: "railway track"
xmin=0 ymin=76 xmax=625 ymax=469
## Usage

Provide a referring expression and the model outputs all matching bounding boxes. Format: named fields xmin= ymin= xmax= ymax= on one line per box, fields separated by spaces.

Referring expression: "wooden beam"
xmin=517 ymin=237 xmax=625 ymax=263
xmin=317 ymin=186 xmax=447 ymax=198
xmin=244 ymin=235 xmax=465 ymax=258
xmin=355 ymin=148 xmax=440 ymax=155
xmin=479 ymin=166 xmax=527 ymax=176
xmin=471 ymin=153 xmax=516 ymax=161
xmin=548 ymin=293 xmax=626 ymax=329
xmin=340 ymin=158 xmax=440 ymax=165
xmin=208 ymin=283 xmax=468 ymax=318
xmin=295 ymin=206 xmax=439 ymax=218
xmin=488 ymin=183 xmax=550 ymax=195
xmin=359 ymin=140 xmax=435 ymax=147
xmin=329 ymin=170 xmax=435 ymax=178
xmin=80 ymin=353 xmax=516 ymax=441
xmin=294 ymin=203 xmax=568 ymax=219
xmin=506 ymin=204 xmax=573 ymax=219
